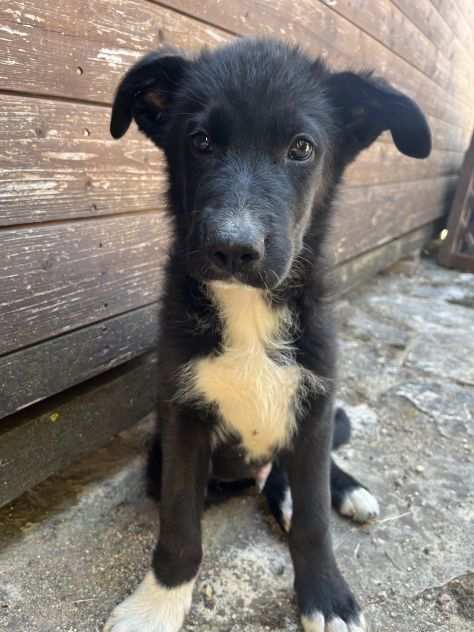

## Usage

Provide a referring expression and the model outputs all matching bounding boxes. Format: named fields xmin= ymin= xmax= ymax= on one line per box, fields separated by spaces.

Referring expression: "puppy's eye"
xmin=288 ymin=137 xmax=315 ymax=162
xmin=191 ymin=131 xmax=213 ymax=154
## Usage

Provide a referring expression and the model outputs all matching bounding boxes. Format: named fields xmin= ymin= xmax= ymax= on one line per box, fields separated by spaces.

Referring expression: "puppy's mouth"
xmin=210 ymin=278 xmax=262 ymax=291
xmin=197 ymin=267 xmax=284 ymax=291
xmin=184 ymin=252 xmax=281 ymax=290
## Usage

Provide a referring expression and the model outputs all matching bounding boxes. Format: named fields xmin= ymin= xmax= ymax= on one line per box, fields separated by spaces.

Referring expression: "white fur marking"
xmin=280 ymin=486 xmax=293 ymax=533
xmin=256 ymin=462 xmax=272 ymax=492
xmin=340 ymin=487 xmax=380 ymax=523
xmin=178 ymin=283 xmax=325 ymax=460
xmin=327 ymin=617 xmax=348 ymax=632
xmin=302 ymin=612 xmax=367 ymax=632
xmin=103 ymin=572 xmax=195 ymax=632
xmin=353 ymin=613 xmax=367 ymax=631
xmin=302 ymin=612 xmax=325 ymax=632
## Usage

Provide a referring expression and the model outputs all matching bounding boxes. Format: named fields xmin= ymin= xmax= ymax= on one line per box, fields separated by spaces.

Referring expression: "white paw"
xmin=103 ymin=571 xmax=195 ymax=632
xmin=302 ymin=611 xmax=367 ymax=632
xmin=339 ymin=487 xmax=379 ymax=523
xmin=280 ymin=487 xmax=293 ymax=533
xmin=256 ymin=462 xmax=273 ymax=492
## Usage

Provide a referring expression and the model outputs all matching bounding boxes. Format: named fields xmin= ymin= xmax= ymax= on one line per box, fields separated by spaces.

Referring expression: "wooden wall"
xmin=1 ymin=1 xmax=473 ymax=500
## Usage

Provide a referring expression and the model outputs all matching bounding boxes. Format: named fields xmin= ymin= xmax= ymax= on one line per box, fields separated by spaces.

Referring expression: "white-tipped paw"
xmin=339 ymin=488 xmax=379 ymax=524
xmin=302 ymin=611 xmax=367 ymax=632
xmin=103 ymin=571 xmax=195 ymax=632
xmin=280 ymin=487 xmax=293 ymax=533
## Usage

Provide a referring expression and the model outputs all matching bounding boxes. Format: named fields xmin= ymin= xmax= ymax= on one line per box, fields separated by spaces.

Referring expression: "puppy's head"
xmin=111 ymin=39 xmax=431 ymax=289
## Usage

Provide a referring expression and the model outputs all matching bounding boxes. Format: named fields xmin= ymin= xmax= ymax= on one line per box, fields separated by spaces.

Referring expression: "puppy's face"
xmin=165 ymin=44 xmax=336 ymax=289
xmin=111 ymin=40 xmax=431 ymax=289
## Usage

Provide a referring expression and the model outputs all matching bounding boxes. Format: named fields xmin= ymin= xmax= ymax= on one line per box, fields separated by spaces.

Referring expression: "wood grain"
xmin=334 ymin=222 xmax=439 ymax=295
xmin=0 ymin=0 xmax=229 ymax=104
xmin=332 ymin=175 xmax=457 ymax=262
xmin=431 ymin=0 xmax=474 ymax=59
xmin=454 ymin=1 xmax=474 ymax=50
xmin=0 ymin=304 xmax=159 ymax=420
xmin=344 ymin=145 xmax=463 ymax=187
xmin=0 ymin=95 xmax=167 ymax=225
xmin=391 ymin=1 xmax=462 ymax=58
xmin=0 ymin=353 xmax=157 ymax=507
xmin=0 ymin=212 xmax=171 ymax=356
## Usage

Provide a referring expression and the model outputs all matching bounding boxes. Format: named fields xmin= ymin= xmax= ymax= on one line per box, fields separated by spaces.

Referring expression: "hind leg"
xmin=263 ymin=457 xmax=379 ymax=530
xmin=332 ymin=407 xmax=379 ymax=522
xmin=331 ymin=458 xmax=379 ymax=523
xmin=262 ymin=460 xmax=293 ymax=532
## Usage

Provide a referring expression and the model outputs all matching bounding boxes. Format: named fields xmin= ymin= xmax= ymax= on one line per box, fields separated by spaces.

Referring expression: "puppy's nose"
xmin=209 ymin=239 xmax=264 ymax=275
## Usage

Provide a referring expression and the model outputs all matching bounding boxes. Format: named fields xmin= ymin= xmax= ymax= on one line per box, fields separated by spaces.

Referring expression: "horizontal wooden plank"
xmin=326 ymin=0 xmax=473 ymax=108
xmin=332 ymin=176 xmax=457 ymax=262
xmin=344 ymin=145 xmax=463 ymax=187
xmin=0 ymin=353 xmax=157 ymax=508
xmin=1 ymin=0 xmax=228 ymax=51
xmin=0 ymin=0 xmax=471 ymax=133
xmin=0 ymin=1 xmax=229 ymax=104
xmin=0 ymin=213 xmax=171 ymax=356
xmin=431 ymin=0 xmax=474 ymax=60
xmin=454 ymin=1 xmax=474 ymax=53
xmin=456 ymin=0 xmax=474 ymax=28
xmin=0 ymin=93 xmax=467 ymax=227
xmin=0 ymin=94 xmax=167 ymax=225
xmin=157 ymin=0 xmax=473 ymax=130
xmin=333 ymin=222 xmax=439 ymax=295
xmin=391 ymin=1 xmax=468 ymax=66
xmin=0 ymin=304 xmax=159 ymax=420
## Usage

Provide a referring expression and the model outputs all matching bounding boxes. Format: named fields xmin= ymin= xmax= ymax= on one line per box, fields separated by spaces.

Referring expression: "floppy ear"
xmin=325 ymin=71 xmax=431 ymax=163
xmin=110 ymin=50 xmax=190 ymax=144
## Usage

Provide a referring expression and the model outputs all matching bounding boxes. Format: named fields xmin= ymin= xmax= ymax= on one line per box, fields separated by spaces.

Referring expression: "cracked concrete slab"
xmin=0 ymin=258 xmax=473 ymax=632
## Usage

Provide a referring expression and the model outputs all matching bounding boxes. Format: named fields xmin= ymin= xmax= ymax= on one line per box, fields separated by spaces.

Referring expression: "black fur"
xmin=332 ymin=406 xmax=352 ymax=450
xmin=109 ymin=38 xmax=431 ymax=629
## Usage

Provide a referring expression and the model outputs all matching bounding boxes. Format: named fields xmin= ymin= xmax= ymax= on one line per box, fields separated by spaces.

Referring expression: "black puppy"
xmin=104 ymin=38 xmax=431 ymax=632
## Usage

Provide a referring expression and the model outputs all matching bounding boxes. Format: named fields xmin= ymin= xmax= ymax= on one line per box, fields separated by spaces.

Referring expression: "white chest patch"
xmin=179 ymin=282 xmax=319 ymax=460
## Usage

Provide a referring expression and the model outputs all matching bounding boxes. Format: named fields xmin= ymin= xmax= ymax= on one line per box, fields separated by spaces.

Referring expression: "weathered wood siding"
xmin=1 ymin=0 xmax=473 ymax=422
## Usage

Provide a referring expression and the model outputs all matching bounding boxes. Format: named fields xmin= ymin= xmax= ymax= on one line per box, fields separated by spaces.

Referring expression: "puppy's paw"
xmin=280 ymin=487 xmax=293 ymax=533
xmin=274 ymin=485 xmax=379 ymax=531
xmin=103 ymin=571 xmax=194 ymax=632
xmin=302 ymin=611 xmax=366 ymax=631
xmin=338 ymin=487 xmax=379 ymax=524
xmin=300 ymin=569 xmax=366 ymax=632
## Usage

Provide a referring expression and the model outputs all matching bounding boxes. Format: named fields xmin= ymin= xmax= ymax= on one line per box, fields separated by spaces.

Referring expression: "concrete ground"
xmin=1 ymin=257 xmax=473 ymax=632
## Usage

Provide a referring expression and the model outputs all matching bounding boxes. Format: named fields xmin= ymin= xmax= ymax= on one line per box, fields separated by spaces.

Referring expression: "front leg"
xmin=104 ymin=405 xmax=211 ymax=632
xmin=287 ymin=398 xmax=366 ymax=632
